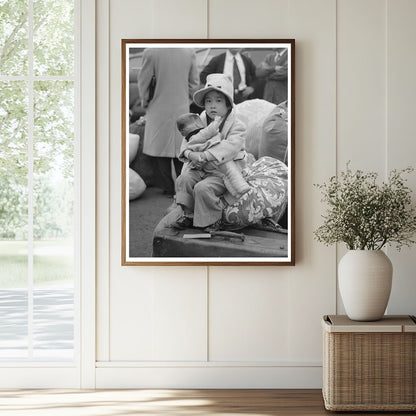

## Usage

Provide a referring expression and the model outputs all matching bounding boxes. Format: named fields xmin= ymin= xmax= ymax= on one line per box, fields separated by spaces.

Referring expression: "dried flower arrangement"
xmin=314 ymin=164 xmax=416 ymax=250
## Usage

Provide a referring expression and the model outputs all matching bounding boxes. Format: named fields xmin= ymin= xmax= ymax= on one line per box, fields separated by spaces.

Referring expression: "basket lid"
xmin=322 ymin=315 xmax=416 ymax=333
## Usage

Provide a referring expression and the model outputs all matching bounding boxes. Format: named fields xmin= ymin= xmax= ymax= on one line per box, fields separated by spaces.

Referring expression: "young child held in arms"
xmin=176 ymin=112 xmax=250 ymax=199
xmin=174 ymin=73 xmax=248 ymax=231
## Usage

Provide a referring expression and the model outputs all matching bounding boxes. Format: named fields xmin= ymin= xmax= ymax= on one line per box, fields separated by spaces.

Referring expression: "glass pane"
xmin=33 ymin=287 xmax=74 ymax=360
xmin=0 ymin=81 xmax=28 ymax=243
xmin=0 ymin=289 xmax=28 ymax=359
xmin=33 ymin=0 xmax=74 ymax=76
xmin=0 ymin=81 xmax=29 ymax=359
xmin=0 ymin=0 xmax=28 ymax=76
xmin=33 ymin=80 xmax=74 ymax=359
xmin=33 ymin=80 xmax=74 ymax=259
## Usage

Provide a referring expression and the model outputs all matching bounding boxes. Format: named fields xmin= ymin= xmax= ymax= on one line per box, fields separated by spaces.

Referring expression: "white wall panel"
xmin=386 ymin=0 xmax=416 ymax=315
xmin=110 ymin=268 xmax=207 ymax=361
xmin=108 ymin=0 xmax=206 ymax=39
xmin=337 ymin=0 xmax=387 ymax=171
xmin=148 ymin=0 xmax=207 ymax=38
xmin=111 ymin=0 xmax=154 ymax=37
xmin=286 ymin=0 xmax=337 ymax=361
xmin=110 ymin=270 xmax=156 ymax=360
xmin=94 ymin=0 xmax=416 ymax=388
xmin=209 ymin=268 xmax=290 ymax=361
xmin=209 ymin=0 xmax=290 ymax=38
xmin=150 ymin=270 xmax=208 ymax=361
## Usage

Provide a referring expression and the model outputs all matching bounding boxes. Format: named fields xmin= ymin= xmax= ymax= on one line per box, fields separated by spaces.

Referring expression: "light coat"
xmin=179 ymin=109 xmax=247 ymax=166
xmin=176 ymin=108 xmax=248 ymax=227
xmin=138 ymin=48 xmax=199 ymax=158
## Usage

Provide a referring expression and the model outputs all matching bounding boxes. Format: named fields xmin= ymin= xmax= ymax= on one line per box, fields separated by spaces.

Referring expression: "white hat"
xmin=193 ymin=73 xmax=234 ymax=108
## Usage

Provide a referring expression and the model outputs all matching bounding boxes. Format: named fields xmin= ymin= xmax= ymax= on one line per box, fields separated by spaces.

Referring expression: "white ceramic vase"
xmin=338 ymin=250 xmax=393 ymax=321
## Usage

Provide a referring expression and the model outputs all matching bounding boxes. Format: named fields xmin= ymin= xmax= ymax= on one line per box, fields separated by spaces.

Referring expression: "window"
xmin=0 ymin=0 xmax=78 ymax=362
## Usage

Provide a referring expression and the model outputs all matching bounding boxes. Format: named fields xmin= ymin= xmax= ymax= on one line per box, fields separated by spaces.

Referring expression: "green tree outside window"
xmin=1 ymin=0 xmax=75 ymax=288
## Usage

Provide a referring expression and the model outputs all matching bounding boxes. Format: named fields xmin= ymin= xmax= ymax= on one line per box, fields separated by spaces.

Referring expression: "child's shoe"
xmin=203 ymin=219 xmax=223 ymax=232
xmin=173 ymin=215 xmax=193 ymax=229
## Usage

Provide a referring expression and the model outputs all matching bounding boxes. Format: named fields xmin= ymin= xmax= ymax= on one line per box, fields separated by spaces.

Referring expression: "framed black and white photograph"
xmin=122 ymin=39 xmax=295 ymax=265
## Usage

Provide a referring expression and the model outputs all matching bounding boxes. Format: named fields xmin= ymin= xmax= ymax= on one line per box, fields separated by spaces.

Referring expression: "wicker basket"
xmin=322 ymin=315 xmax=416 ymax=411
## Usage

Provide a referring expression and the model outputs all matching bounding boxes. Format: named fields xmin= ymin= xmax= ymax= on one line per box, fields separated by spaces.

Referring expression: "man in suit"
xmin=199 ymin=48 xmax=257 ymax=104
xmin=256 ymin=48 xmax=288 ymax=105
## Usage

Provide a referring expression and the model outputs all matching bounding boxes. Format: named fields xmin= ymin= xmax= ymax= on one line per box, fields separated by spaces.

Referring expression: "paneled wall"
xmin=95 ymin=0 xmax=416 ymax=388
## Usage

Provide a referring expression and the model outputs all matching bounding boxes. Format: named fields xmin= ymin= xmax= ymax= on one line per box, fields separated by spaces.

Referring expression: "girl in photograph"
xmin=176 ymin=112 xmax=250 ymax=199
xmin=174 ymin=73 xmax=248 ymax=231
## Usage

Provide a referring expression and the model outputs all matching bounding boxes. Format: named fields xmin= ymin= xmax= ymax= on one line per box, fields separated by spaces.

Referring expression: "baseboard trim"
xmin=96 ymin=360 xmax=321 ymax=368
xmin=96 ymin=365 xmax=323 ymax=388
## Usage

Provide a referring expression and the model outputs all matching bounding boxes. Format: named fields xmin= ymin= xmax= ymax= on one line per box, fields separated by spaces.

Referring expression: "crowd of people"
xmin=133 ymin=47 xmax=289 ymax=233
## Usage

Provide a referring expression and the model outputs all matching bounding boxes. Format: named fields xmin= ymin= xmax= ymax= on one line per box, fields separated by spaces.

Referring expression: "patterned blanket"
xmin=222 ymin=156 xmax=288 ymax=228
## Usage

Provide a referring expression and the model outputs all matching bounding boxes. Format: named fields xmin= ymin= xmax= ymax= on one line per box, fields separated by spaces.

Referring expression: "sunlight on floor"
xmin=0 ymin=389 xmax=271 ymax=416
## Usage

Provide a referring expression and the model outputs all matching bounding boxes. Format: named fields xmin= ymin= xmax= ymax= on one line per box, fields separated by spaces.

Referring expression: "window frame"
xmin=0 ymin=0 xmax=96 ymax=388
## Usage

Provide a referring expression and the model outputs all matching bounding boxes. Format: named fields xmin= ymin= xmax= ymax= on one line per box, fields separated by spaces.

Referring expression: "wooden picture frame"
xmin=122 ymin=39 xmax=295 ymax=265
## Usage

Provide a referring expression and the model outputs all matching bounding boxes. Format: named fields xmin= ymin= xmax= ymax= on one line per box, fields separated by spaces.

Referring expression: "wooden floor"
xmin=0 ymin=389 xmax=413 ymax=415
